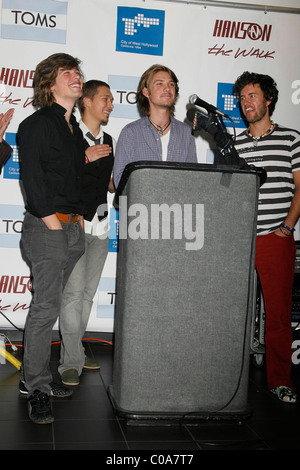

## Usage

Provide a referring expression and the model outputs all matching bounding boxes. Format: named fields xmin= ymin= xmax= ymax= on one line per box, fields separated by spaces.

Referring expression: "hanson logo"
xmin=213 ymin=20 xmax=272 ymax=42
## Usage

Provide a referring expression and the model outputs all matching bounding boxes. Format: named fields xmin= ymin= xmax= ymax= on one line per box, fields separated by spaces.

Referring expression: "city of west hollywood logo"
xmin=116 ymin=6 xmax=165 ymax=56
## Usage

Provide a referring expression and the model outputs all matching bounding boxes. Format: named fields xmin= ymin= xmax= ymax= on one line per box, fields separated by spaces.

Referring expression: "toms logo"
xmin=0 ymin=204 xmax=25 ymax=248
xmin=1 ymin=0 xmax=68 ymax=44
xmin=108 ymin=75 xmax=139 ymax=119
xmin=213 ymin=20 xmax=272 ymax=42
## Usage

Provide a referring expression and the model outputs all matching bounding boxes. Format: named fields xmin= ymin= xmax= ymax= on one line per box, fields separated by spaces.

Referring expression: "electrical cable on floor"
xmin=0 ymin=332 xmax=21 ymax=370
xmin=0 ymin=345 xmax=21 ymax=370
xmin=1 ymin=332 xmax=18 ymax=352
xmin=0 ymin=307 xmax=113 ymax=371
xmin=0 ymin=308 xmax=114 ymax=352
xmin=0 ymin=335 xmax=113 ymax=370
xmin=2 ymin=338 xmax=113 ymax=349
xmin=0 ymin=310 xmax=23 ymax=331
xmin=50 ymin=338 xmax=113 ymax=346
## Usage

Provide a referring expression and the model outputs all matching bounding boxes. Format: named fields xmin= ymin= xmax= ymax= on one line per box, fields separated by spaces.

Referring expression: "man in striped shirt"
xmin=234 ymin=71 xmax=300 ymax=404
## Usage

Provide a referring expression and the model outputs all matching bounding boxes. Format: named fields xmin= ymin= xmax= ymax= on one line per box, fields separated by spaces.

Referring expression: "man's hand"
xmin=42 ymin=214 xmax=63 ymax=230
xmin=85 ymin=144 xmax=112 ymax=163
xmin=0 ymin=109 xmax=14 ymax=142
xmin=275 ymin=228 xmax=290 ymax=237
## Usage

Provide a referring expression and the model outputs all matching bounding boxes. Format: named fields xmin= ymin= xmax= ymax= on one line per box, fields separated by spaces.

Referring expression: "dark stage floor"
xmin=0 ymin=329 xmax=300 ymax=452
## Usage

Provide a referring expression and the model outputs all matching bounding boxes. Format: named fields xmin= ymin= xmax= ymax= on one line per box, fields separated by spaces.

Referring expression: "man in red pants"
xmin=234 ymin=71 xmax=300 ymax=403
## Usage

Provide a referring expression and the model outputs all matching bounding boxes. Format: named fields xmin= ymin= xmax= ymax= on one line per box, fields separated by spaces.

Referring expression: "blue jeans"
xmin=59 ymin=233 xmax=109 ymax=375
xmin=20 ymin=212 xmax=85 ymax=396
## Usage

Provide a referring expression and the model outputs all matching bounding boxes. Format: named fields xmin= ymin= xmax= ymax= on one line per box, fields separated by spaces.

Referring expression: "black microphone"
xmin=186 ymin=108 xmax=214 ymax=134
xmin=186 ymin=108 xmax=234 ymax=150
xmin=187 ymin=108 xmax=224 ymax=137
xmin=189 ymin=94 xmax=228 ymax=118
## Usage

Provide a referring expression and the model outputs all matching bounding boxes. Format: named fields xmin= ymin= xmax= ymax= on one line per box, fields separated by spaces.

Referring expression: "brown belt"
xmin=56 ymin=212 xmax=80 ymax=223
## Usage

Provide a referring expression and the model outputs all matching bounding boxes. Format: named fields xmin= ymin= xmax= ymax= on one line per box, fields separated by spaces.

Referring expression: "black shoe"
xmin=27 ymin=390 xmax=54 ymax=424
xmin=19 ymin=381 xmax=73 ymax=398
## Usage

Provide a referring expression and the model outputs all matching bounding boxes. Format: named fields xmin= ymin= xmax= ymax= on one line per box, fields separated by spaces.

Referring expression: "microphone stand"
xmin=187 ymin=107 xmax=266 ymax=184
xmin=188 ymin=108 xmax=247 ymax=168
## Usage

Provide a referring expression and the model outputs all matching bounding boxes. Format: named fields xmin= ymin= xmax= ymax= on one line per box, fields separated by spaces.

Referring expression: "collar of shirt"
xmin=50 ymin=102 xmax=79 ymax=131
xmin=51 ymin=102 xmax=67 ymax=115
xmin=79 ymin=120 xmax=104 ymax=145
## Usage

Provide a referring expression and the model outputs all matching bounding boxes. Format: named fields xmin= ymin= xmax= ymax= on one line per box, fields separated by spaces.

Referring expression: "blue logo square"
xmin=108 ymin=208 xmax=119 ymax=253
xmin=217 ymin=83 xmax=247 ymax=129
xmin=116 ymin=6 xmax=165 ymax=56
xmin=3 ymin=132 xmax=20 ymax=180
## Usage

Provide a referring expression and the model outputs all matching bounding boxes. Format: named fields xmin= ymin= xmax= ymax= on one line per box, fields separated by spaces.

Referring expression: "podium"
xmin=108 ymin=161 xmax=261 ymax=423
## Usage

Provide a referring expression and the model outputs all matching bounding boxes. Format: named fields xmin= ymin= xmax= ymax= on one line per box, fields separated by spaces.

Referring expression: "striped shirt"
xmin=234 ymin=124 xmax=300 ymax=235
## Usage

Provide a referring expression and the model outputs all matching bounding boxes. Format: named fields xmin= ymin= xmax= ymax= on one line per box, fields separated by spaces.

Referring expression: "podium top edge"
xmin=115 ymin=160 xmax=264 ymax=200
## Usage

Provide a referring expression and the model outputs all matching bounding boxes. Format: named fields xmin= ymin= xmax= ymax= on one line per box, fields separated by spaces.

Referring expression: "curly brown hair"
xmin=136 ymin=64 xmax=179 ymax=116
xmin=233 ymin=71 xmax=278 ymax=117
xmin=33 ymin=53 xmax=83 ymax=108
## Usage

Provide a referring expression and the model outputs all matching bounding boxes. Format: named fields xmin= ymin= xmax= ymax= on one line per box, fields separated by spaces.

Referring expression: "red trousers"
xmin=255 ymin=232 xmax=296 ymax=390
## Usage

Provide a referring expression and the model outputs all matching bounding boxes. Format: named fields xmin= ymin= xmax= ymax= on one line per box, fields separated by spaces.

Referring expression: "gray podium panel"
xmin=108 ymin=162 xmax=260 ymax=422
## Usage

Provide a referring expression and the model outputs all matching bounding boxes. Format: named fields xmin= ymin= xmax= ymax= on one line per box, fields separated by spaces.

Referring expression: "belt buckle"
xmin=70 ymin=214 xmax=79 ymax=223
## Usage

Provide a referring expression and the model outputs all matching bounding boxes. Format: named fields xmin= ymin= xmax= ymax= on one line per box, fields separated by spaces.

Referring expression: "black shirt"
xmin=82 ymin=132 xmax=114 ymax=221
xmin=18 ymin=103 xmax=85 ymax=218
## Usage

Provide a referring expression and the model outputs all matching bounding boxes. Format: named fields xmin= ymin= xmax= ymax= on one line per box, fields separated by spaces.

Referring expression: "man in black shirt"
xmin=18 ymin=53 xmax=86 ymax=424
xmin=59 ymin=80 xmax=115 ymax=386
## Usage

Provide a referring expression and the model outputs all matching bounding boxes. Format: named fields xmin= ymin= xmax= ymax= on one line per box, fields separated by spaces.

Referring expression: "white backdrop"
xmin=0 ymin=0 xmax=299 ymax=332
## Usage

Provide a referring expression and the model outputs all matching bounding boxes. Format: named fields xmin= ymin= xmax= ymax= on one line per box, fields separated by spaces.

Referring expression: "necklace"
xmin=247 ymin=121 xmax=275 ymax=147
xmin=149 ymin=118 xmax=171 ymax=136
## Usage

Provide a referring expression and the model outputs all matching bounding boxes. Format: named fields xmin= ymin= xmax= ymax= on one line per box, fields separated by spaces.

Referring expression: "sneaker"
xmin=270 ymin=386 xmax=297 ymax=404
xmin=27 ymin=390 xmax=54 ymax=424
xmin=19 ymin=381 xmax=73 ymax=397
xmin=61 ymin=368 xmax=80 ymax=386
xmin=83 ymin=357 xmax=100 ymax=370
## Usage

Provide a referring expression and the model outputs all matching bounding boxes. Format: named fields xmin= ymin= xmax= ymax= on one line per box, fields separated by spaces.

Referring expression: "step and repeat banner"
xmin=0 ymin=0 xmax=299 ymax=332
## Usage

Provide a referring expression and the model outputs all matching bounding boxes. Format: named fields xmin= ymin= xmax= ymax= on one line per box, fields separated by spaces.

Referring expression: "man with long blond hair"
xmin=18 ymin=53 xmax=86 ymax=424
xmin=113 ymin=64 xmax=197 ymax=187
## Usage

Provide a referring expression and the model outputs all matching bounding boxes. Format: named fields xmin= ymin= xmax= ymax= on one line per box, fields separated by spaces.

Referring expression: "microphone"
xmin=189 ymin=94 xmax=228 ymax=118
xmin=186 ymin=108 xmax=214 ymax=134
xmin=186 ymin=108 xmax=249 ymax=168
xmin=186 ymin=108 xmax=230 ymax=148
xmin=187 ymin=105 xmax=254 ymax=169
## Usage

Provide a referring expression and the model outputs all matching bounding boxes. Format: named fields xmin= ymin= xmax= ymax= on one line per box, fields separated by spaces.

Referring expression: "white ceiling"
xmin=150 ymin=0 xmax=300 ymax=12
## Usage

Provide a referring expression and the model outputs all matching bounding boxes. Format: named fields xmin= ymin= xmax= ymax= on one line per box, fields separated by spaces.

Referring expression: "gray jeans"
xmin=20 ymin=212 xmax=85 ymax=396
xmin=58 ymin=232 xmax=109 ymax=375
